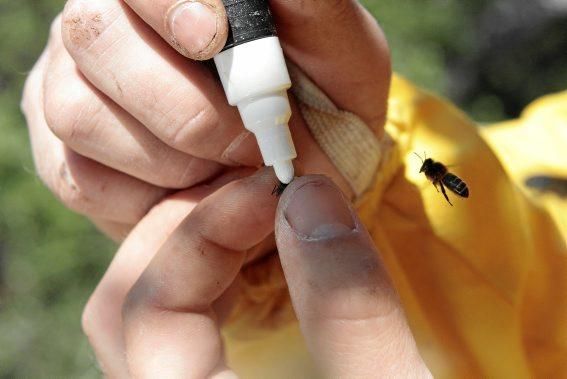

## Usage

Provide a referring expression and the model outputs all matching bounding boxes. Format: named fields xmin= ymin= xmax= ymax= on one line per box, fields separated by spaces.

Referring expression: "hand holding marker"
xmin=214 ymin=0 xmax=297 ymax=185
xmin=16 ymin=0 xmax=437 ymax=374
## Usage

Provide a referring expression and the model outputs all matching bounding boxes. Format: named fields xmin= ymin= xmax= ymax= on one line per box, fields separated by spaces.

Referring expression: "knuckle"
xmin=324 ymin=0 xmax=357 ymax=18
xmin=56 ymin=178 xmax=88 ymax=214
xmin=156 ymin=150 xmax=223 ymax=188
xmin=155 ymin=153 xmax=201 ymax=189
xmin=122 ymin=278 xmax=150 ymax=321
xmin=158 ymin=102 xmax=220 ymax=153
xmin=20 ymin=73 xmax=38 ymax=117
xmin=123 ymin=269 xmax=190 ymax=318
xmin=61 ymin=0 xmax=108 ymax=52
xmin=324 ymin=0 xmax=364 ymax=29
xmin=21 ymin=53 xmax=49 ymax=117
xmin=44 ymin=78 xmax=97 ymax=144
xmin=49 ymin=14 xmax=63 ymax=41
xmin=54 ymin=159 xmax=95 ymax=215
xmin=28 ymin=126 xmax=99 ymax=218
xmin=81 ymin=298 xmax=97 ymax=341
xmin=285 ymin=0 xmax=358 ymax=25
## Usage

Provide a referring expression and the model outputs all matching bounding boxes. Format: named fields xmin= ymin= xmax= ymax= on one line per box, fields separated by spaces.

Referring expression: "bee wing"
xmin=442 ymin=173 xmax=469 ymax=198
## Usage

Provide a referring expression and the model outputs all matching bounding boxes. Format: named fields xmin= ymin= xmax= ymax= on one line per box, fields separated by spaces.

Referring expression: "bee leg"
xmin=439 ymin=181 xmax=453 ymax=206
xmin=432 ymin=182 xmax=440 ymax=193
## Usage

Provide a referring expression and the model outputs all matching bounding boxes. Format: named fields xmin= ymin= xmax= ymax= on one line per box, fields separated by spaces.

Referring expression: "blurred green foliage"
xmin=0 ymin=1 xmax=113 ymax=377
xmin=0 ymin=0 xmax=565 ymax=377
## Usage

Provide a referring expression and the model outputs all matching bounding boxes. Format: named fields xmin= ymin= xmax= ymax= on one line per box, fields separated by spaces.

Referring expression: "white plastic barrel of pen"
xmin=214 ymin=0 xmax=296 ymax=184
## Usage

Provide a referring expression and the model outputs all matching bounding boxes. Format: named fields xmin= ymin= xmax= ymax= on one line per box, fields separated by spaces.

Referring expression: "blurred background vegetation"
xmin=0 ymin=0 xmax=566 ymax=377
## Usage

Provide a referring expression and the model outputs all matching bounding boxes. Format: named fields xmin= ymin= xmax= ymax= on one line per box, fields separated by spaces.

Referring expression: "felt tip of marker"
xmin=273 ymin=160 xmax=294 ymax=184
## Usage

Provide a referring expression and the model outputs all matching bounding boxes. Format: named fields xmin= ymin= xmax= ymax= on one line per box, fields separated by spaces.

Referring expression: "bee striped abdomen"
xmin=442 ymin=173 xmax=469 ymax=198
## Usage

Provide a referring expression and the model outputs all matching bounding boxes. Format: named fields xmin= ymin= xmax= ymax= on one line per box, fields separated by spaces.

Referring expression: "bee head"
xmin=420 ymin=158 xmax=433 ymax=173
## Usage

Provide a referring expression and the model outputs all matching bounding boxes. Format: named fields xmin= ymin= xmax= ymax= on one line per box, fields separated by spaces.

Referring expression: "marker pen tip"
xmin=273 ymin=160 xmax=294 ymax=184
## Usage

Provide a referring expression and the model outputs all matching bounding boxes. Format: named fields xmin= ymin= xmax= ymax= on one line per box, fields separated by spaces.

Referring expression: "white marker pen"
xmin=214 ymin=0 xmax=296 ymax=184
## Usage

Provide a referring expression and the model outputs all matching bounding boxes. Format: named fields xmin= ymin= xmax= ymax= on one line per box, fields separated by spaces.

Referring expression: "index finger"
xmin=122 ymin=168 xmax=279 ymax=377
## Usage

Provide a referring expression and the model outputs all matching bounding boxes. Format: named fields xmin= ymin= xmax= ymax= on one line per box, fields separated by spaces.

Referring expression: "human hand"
xmin=83 ymin=169 xmax=430 ymax=377
xmin=21 ymin=0 xmax=390 ymax=240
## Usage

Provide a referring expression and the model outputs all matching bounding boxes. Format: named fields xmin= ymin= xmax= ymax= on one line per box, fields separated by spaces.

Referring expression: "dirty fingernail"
xmin=169 ymin=2 xmax=218 ymax=57
xmin=284 ymin=179 xmax=356 ymax=240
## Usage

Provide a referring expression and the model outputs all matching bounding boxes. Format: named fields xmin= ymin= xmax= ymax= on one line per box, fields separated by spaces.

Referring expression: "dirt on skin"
xmin=64 ymin=13 xmax=103 ymax=49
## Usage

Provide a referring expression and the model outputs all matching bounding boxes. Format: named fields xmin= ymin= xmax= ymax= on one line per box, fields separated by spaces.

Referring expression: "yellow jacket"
xmin=224 ymin=75 xmax=567 ymax=378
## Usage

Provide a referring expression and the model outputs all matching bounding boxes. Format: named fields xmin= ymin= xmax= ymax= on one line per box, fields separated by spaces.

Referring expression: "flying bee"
xmin=415 ymin=153 xmax=469 ymax=206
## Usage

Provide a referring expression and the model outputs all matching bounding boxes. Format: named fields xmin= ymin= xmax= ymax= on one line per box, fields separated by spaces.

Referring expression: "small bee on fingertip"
xmin=415 ymin=152 xmax=469 ymax=206
xmin=272 ymin=180 xmax=289 ymax=197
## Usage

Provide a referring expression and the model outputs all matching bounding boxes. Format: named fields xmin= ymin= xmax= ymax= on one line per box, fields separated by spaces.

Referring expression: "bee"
xmin=272 ymin=180 xmax=289 ymax=197
xmin=415 ymin=153 xmax=469 ymax=206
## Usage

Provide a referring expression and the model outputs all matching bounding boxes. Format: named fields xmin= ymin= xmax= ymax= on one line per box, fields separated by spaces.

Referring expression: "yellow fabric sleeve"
xmin=223 ymin=75 xmax=567 ymax=378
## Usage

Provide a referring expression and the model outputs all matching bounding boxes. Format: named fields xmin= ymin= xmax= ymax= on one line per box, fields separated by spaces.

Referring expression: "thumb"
xmin=275 ymin=175 xmax=431 ymax=378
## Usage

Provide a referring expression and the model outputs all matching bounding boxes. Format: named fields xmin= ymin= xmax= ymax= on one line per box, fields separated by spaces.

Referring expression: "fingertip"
xmin=276 ymin=175 xmax=355 ymax=241
xmin=166 ymin=0 xmax=228 ymax=60
xmin=276 ymin=175 xmax=334 ymax=212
